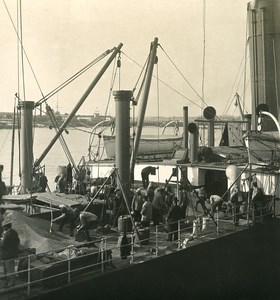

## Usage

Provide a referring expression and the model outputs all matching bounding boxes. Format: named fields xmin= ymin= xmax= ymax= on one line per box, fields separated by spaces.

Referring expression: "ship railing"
xmin=0 ymin=201 xmax=275 ymax=297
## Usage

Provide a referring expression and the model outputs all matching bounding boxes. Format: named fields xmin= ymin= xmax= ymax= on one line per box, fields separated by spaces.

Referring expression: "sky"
xmin=0 ymin=0 xmax=251 ymax=118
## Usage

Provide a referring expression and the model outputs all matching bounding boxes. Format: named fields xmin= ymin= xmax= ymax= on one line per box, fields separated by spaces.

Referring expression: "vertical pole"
xmin=67 ymin=246 xmax=71 ymax=284
xmin=208 ymin=119 xmax=215 ymax=147
xmin=10 ymin=103 xmax=16 ymax=187
xmin=272 ymin=37 xmax=280 ymax=122
xmin=244 ymin=114 xmax=252 ymax=132
xmin=130 ymin=232 xmax=134 ymax=264
xmin=261 ymin=8 xmax=266 ymax=104
xmin=252 ymin=9 xmax=259 ymax=129
xmin=101 ymin=237 xmax=104 ymax=273
xmin=19 ymin=101 xmax=34 ymax=194
xmin=183 ymin=106 xmax=189 ymax=152
xmin=113 ymin=91 xmax=133 ymax=206
xmin=188 ymin=123 xmax=199 ymax=163
xmin=130 ymin=38 xmax=158 ymax=176
xmin=247 ymin=163 xmax=252 ymax=225
xmin=216 ymin=213 xmax=219 ymax=236
xmin=177 ymin=220 xmax=181 ymax=250
xmin=155 ymin=225 xmax=159 ymax=257
xmin=176 ymin=166 xmax=179 ymax=198
xmin=27 ymin=255 xmax=31 ymax=296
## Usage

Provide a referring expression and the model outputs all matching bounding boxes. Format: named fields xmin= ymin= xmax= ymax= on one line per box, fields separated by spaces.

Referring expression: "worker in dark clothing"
xmin=77 ymin=211 xmax=98 ymax=241
xmin=152 ymin=188 xmax=166 ymax=226
xmin=229 ymin=186 xmax=241 ymax=225
xmin=249 ymin=182 xmax=264 ymax=220
xmin=112 ymin=189 xmax=124 ymax=227
xmin=38 ymin=173 xmax=48 ymax=192
xmin=52 ymin=205 xmax=77 ymax=236
xmin=66 ymin=163 xmax=73 ymax=192
xmin=1 ymin=219 xmax=20 ymax=288
xmin=141 ymin=166 xmax=158 ymax=188
xmin=0 ymin=164 xmax=7 ymax=204
xmin=166 ymin=197 xmax=182 ymax=242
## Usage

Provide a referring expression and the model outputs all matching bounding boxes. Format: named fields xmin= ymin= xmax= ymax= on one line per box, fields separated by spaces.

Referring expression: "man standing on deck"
xmin=131 ymin=188 xmax=144 ymax=222
xmin=195 ymin=187 xmax=207 ymax=215
xmin=229 ymin=186 xmax=241 ymax=225
xmin=38 ymin=173 xmax=48 ymax=192
xmin=0 ymin=165 xmax=7 ymax=204
xmin=152 ymin=188 xmax=167 ymax=226
xmin=66 ymin=163 xmax=73 ymax=192
xmin=112 ymin=189 xmax=124 ymax=227
xmin=1 ymin=219 xmax=20 ymax=288
xmin=141 ymin=166 xmax=158 ymax=189
xmin=166 ymin=197 xmax=182 ymax=242
xmin=141 ymin=195 xmax=153 ymax=227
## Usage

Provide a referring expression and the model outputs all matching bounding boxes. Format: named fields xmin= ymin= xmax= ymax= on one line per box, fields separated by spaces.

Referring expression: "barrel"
xmin=134 ymin=228 xmax=150 ymax=245
xmin=118 ymin=215 xmax=132 ymax=233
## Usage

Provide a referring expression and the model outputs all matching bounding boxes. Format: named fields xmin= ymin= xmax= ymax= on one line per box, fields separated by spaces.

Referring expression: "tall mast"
xmin=9 ymin=102 xmax=17 ymax=187
xmin=130 ymin=38 xmax=158 ymax=180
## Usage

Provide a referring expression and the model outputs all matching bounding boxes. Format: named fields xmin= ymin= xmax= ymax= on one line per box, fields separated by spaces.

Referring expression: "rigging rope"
xmin=3 ymin=0 xmax=45 ymax=100
xmin=36 ymin=49 xmax=113 ymax=107
xmin=122 ymin=49 xmax=205 ymax=111
xmin=222 ymin=47 xmax=249 ymax=118
xmin=158 ymin=44 xmax=208 ymax=108
xmin=243 ymin=13 xmax=249 ymax=114
xmin=156 ymin=57 xmax=160 ymax=183
xmin=104 ymin=56 xmax=118 ymax=117
xmin=202 ymin=0 xmax=206 ymax=113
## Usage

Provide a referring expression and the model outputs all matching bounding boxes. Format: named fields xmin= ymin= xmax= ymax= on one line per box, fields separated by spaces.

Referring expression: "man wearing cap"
xmin=1 ymin=219 xmax=20 ymax=288
xmin=131 ymin=188 xmax=143 ymax=222
xmin=111 ymin=189 xmax=124 ymax=227
xmin=141 ymin=166 xmax=158 ymax=189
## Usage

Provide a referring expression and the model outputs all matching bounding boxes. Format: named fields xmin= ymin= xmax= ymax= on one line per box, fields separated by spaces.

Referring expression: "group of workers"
xmin=0 ymin=162 xmax=268 ymax=290
xmin=194 ymin=181 xmax=264 ymax=225
xmin=52 ymin=205 xmax=98 ymax=241
xmin=51 ymin=165 xmax=266 ymax=244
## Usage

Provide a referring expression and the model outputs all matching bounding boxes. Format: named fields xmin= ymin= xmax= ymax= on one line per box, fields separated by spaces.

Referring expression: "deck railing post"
xmin=67 ymin=246 xmax=71 ymax=284
xmin=130 ymin=232 xmax=134 ymax=264
xmin=27 ymin=255 xmax=31 ymax=297
xmin=216 ymin=213 xmax=219 ymax=236
xmin=156 ymin=225 xmax=159 ymax=256
xmin=101 ymin=237 xmax=104 ymax=274
xmin=177 ymin=220 xmax=181 ymax=250
xmin=103 ymin=236 xmax=108 ymax=271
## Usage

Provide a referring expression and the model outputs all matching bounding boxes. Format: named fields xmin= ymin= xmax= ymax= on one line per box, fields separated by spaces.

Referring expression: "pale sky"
xmin=0 ymin=0 xmax=251 ymax=117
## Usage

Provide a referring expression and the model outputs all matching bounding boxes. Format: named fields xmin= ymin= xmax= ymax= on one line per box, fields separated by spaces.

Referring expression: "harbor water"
xmin=0 ymin=124 xmax=225 ymax=190
xmin=0 ymin=125 xmax=186 ymax=190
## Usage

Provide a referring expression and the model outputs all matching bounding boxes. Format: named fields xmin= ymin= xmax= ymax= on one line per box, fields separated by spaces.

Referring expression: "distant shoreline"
xmin=0 ymin=111 xmax=239 ymax=129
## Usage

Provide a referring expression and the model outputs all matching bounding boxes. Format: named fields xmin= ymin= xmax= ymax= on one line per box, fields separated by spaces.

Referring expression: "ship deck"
xmin=0 ymin=199 xmax=270 ymax=300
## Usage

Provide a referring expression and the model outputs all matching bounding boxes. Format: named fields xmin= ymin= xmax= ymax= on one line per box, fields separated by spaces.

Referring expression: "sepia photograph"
xmin=0 ymin=0 xmax=280 ymax=299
